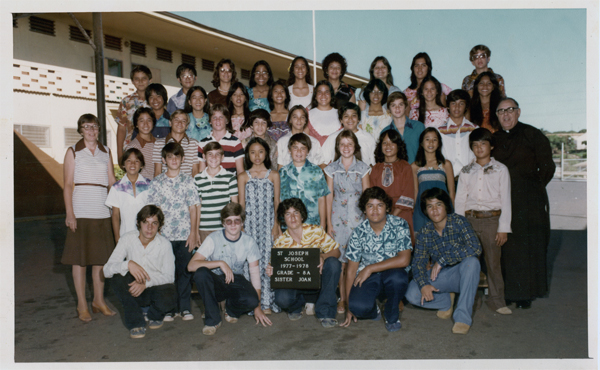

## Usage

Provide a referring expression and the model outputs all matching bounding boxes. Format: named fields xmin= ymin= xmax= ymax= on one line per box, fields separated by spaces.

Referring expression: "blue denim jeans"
xmin=274 ymin=257 xmax=341 ymax=319
xmin=171 ymin=240 xmax=193 ymax=313
xmin=405 ymin=256 xmax=480 ymax=325
xmin=192 ymin=267 xmax=259 ymax=326
xmin=348 ymin=268 xmax=408 ymax=324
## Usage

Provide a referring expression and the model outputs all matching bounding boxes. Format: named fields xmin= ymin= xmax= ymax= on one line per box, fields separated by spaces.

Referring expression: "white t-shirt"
xmin=288 ymin=85 xmax=313 ymax=109
xmin=309 ymin=108 xmax=341 ymax=137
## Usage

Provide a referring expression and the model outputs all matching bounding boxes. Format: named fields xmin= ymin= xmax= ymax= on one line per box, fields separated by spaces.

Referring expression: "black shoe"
xmin=515 ymin=300 xmax=531 ymax=309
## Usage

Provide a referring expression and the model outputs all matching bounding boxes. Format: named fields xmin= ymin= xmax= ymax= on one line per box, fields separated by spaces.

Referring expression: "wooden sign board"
xmin=270 ymin=248 xmax=321 ymax=290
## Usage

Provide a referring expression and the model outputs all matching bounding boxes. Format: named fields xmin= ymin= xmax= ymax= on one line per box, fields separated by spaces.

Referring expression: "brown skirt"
xmin=61 ymin=218 xmax=115 ymax=266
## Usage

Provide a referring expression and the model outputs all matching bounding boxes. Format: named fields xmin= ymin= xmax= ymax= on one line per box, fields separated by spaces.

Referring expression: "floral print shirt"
xmin=279 ymin=160 xmax=330 ymax=226
xmin=146 ymin=172 xmax=200 ymax=241
xmin=346 ymin=214 xmax=412 ymax=275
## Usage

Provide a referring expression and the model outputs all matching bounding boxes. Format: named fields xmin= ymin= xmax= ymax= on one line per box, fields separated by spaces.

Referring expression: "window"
xmin=182 ymin=54 xmax=196 ymax=67
xmin=29 ymin=16 xmax=55 ymax=36
xmin=241 ymin=69 xmax=250 ymax=80
xmin=64 ymin=128 xmax=81 ymax=147
xmin=69 ymin=25 xmax=91 ymax=43
xmin=201 ymin=59 xmax=214 ymax=72
xmin=156 ymin=48 xmax=172 ymax=63
xmin=130 ymin=41 xmax=146 ymax=57
xmin=106 ymin=58 xmax=123 ymax=77
xmin=104 ymin=34 xmax=122 ymax=51
xmin=14 ymin=125 xmax=51 ymax=148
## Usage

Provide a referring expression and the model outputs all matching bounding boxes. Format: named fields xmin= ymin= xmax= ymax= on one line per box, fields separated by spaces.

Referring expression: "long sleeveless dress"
xmin=413 ymin=163 xmax=449 ymax=233
xmin=244 ymin=169 xmax=280 ymax=312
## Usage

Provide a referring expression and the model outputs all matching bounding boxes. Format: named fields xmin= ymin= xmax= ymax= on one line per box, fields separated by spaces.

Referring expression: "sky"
xmin=174 ymin=8 xmax=587 ymax=133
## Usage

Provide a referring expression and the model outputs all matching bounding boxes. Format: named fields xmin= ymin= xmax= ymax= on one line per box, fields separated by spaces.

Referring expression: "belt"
xmin=465 ymin=210 xmax=501 ymax=218
xmin=75 ymin=183 xmax=107 ymax=188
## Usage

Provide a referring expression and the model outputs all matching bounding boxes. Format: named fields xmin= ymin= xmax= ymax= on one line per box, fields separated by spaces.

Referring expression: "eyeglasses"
xmin=496 ymin=107 xmax=519 ymax=115
xmin=180 ymin=74 xmax=195 ymax=79
xmin=225 ymin=219 xmax=242 ymax=226
xmin=370 ymin=90 xmax=383 ymax=95
xmin=254 ymin=71 xmax=269 ymax=76
xmin=82 ymin=124 xmax=99 ymax=131
xmin=471 ymin=53 xmax=487 ymax=61
xmin=220 ymin=69 xmax=232 ymax=73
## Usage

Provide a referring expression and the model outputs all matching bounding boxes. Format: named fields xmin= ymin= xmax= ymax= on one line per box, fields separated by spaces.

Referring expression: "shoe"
xmin=337 ymin=301 xmax=346 ymax=314
xmin=262 ymin=308 xmax=272 ymax=315
xmin=515 ymin=300 xmax=532 ymax=309
xmin=163 ymin=313 xmax=175 ymax=322
xmin=452 ymin=322 xmax=470 ymax=334
xmin=319 ymin=318 xmax=338 ymax=328
xmin=287 ymin=312 xmax=303 ymax=321
xmin=92 ymin=302 xmax=116 ymax=316
xmin=148 ymin=320 xmax=163 ymax=329
xmin=305 ymin=303 xmax=315 ymax=316
xmin=496 ymin=306 xmax=513 ymax=315
xmin=372 ymin=305 xmax=382 ymax=321
xmin=437 ymin=293 xmax=455 ymax=319
xmin=224 ymin=312 xmax=238 ymax=323
xmin=77 ymin=307 xmax=92 ymax=323
xmin=385 ymin=320 xmax=402 ymax=332
xmin=181 ymin=310 xmax=194 ymax=321
xmin=202 ymin=322 xmax=221 ymax=336
xmin=130 ymin=327 xmax=146 ymax=339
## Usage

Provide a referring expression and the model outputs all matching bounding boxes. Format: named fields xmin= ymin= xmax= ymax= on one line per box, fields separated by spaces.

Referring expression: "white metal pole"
xmin=312 ymin=10 xmax=317 ymax=87
xmin=561 ymin=142 xmax=564 ymax=181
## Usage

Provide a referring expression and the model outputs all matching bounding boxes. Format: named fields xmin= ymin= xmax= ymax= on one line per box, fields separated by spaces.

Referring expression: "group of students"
xmin=64 ymin=43 xmax=555 ymax=340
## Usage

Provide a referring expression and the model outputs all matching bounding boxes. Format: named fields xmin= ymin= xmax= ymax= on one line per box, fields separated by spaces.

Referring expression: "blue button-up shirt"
xmin=412 ymin=213 xmax=481 ymax=289
xmin=381 ymin=118 xmax=425 ymax=164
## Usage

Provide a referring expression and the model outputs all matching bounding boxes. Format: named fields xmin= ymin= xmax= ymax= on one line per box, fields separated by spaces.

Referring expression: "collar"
xmin=201 ymin=165 xmax=227 ymax=178
xmin=165 ymin=133 xmax=190 ymax=144
xmin=136 ymin=134 xmax=156 ymax=147
xmin=74 ymin=139 xmax=108 ymax=153
xmin=112 ymin=174 xmax=151 ymax=196
xmin=470 ymin=67 xmax=495 ymax=77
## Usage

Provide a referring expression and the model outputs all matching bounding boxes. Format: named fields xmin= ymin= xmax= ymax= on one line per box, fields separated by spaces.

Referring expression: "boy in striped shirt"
xmin=194 ymin=142 xmax=239 ymax=243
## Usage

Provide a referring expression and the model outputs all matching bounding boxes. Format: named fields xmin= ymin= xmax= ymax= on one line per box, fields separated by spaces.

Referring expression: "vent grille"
xmin=69 ymin=25 xmax=91 ymax=43
xmin=29 ymin=16 xmax=55 ymax=36
xmin=182 ymin=54 xmax=196 ymax=67
xmin=201 ymin=59 xmax=214 ymax=72
xmin=130 ymin=41 xmax=146 ymax=57
xmin=156 ymin=48 xmax=172 ymax=63
xmin=64 ymin=128 xmax=81 ymax=147
xmin=15 ymin=125 xmax=51 ymax=148
xmin=241 ymin=69 xmax=250 ymax=80
xmin=104 ymin=34 xmax=122 ymax=51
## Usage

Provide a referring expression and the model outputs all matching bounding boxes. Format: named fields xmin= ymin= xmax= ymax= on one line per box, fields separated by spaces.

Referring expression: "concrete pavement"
xmin=9 ymin=180 xmax=595 ymax=368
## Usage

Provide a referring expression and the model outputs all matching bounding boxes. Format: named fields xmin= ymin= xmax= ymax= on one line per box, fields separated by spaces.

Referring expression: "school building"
xmin=12 ymin=11 xmax=367 ymax=217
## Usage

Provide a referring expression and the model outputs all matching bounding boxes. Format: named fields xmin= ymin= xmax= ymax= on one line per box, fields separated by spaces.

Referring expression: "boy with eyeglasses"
xmin=188 ymin=203 xmax=272 ymax=335
xmin=461 ymin=45 xmax=505 ymax=97
xmin=167 ymin=63 xmax=197 ymax=114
